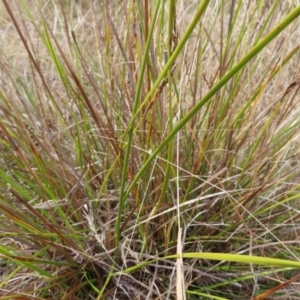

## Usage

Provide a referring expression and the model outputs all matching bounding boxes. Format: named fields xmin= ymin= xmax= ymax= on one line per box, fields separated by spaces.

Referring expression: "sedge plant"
xmin=0 ymin=0 xmax=300 ymax=299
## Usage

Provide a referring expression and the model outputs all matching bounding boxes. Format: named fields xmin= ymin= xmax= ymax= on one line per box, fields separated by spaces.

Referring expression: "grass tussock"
xmin=0 ymin=0 xmax=300 ymax=299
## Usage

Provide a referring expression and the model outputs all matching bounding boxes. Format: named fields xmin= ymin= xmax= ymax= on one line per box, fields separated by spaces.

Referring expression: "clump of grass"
xmin=0 ymin=1 xmax=300 ymax=299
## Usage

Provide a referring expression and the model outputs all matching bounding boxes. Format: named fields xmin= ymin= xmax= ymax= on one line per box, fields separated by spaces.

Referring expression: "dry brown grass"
xmin=0 ymin=1 xmax=300 ymax=299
